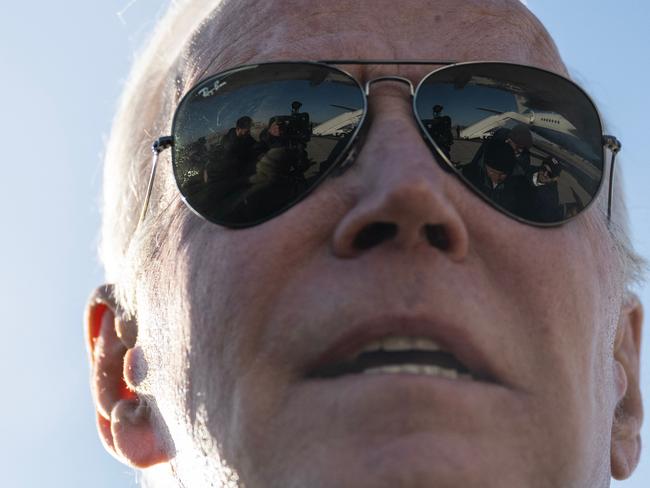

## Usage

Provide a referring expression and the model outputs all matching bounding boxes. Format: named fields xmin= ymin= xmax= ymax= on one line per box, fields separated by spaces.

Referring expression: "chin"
xmin=262 ymin=434 xmax=522 ymax=488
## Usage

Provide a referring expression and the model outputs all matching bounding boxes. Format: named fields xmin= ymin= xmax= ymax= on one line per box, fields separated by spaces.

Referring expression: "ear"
xmin=610 ymin=293 xmax=644 ymax=480
xmin=85 ymin=284 xmax=171 ymax=468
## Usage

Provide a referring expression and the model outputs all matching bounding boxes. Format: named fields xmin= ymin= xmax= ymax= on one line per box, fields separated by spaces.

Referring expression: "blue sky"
xmin=0 ymin=1 xmax=647 ymax=487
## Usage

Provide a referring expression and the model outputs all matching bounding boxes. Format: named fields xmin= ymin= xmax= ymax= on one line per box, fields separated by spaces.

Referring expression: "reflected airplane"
xmin=460 ymin=108 xmax=577 ymax=140
xmin=459 ymin=107 xmax=601 ymax=184
xmin=313 ymin=104 xmax=363 ymax=136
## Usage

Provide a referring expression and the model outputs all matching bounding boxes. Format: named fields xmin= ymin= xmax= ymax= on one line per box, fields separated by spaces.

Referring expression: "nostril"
xmin=353 ymin=222 xmax=398 ymax=250
xmin=424 ymin=224 xmax=450 ymax=250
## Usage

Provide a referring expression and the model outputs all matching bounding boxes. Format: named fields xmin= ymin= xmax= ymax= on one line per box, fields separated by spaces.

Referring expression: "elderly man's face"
xmin=114 ymin=1 xmax=641 ymax=487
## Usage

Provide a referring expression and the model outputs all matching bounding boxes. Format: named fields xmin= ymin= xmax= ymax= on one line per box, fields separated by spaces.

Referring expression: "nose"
xmin=331 ymin=82 xmax=469 ymax=260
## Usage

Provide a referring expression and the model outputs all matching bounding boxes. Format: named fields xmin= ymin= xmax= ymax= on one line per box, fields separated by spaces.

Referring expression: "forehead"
xmin=185 ymin=0 xmax=566 ymax=86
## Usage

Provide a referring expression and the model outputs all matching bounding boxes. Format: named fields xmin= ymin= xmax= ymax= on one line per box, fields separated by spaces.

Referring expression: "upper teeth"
xmin=358 ymin=336 xmax=443 ymax=355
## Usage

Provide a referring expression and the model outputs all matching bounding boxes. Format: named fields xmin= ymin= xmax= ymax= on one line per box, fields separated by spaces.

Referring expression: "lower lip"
xmin=299 ymin=368 xmax=510 ymax=407
xmin=285 ymin=372 xmax=515 ymax=438
xmin=278 ymin=369 xmax=524 ymax=451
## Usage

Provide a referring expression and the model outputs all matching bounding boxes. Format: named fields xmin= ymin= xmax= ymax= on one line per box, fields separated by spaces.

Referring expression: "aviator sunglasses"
xmin=140 ymin=60 xmax=622 ymax=228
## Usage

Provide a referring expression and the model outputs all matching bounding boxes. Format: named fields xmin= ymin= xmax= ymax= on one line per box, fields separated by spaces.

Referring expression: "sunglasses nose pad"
xmin=331 ymin=143 xmax=362 ymax=177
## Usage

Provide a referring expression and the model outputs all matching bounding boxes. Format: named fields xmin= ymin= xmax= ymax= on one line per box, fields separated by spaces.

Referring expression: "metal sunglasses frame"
xmin=139 ymin=59 xmax=622 ymax=228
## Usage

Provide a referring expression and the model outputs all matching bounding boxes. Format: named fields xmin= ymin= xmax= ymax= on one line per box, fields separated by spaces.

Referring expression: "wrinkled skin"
xmin=89 ymin=1 xmax=643 ymax=487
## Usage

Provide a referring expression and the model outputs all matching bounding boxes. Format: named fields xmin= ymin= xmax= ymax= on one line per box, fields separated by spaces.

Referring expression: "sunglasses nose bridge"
xmin=364 ymin=76 xmax=415 ymax=97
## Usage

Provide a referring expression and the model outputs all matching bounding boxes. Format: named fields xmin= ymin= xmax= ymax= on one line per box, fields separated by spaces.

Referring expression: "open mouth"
xmin=308 ymin=336 xmax=476 ymax=381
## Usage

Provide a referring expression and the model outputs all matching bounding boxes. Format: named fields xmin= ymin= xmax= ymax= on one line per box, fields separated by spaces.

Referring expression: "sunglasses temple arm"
xmin=603 ymin=135 xmax=622 ymax=221
xmin=137 ymin=136 xmax=174 ymax=228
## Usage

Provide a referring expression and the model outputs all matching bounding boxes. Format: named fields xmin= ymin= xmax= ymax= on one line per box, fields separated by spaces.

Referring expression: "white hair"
xmin=101 ymin=0 xmax=225 ymax=317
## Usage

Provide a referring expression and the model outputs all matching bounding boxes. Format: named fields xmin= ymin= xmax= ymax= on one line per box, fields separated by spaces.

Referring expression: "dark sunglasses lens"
xmin=415 ymin=63 xmax=604 ymax=224
xmin=172 ymin=63 xmax=365 ymax=227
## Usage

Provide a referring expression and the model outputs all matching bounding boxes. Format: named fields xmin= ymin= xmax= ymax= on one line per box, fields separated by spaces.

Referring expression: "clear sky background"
xmin=0 ymin=1 xmax=647 ymax=486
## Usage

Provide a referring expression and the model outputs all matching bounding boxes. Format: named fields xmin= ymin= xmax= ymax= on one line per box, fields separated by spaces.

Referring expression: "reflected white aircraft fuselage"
xmin=313 ymin=109 xmax=363 ymax=137
xmin=460 ymin=110 xmax=577 ymax=140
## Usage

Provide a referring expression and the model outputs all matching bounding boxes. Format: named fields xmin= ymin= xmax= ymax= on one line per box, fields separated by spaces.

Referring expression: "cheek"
xmin=165 ymin=211 xmax=331 ymax=434
xmin=467 ymin=205 xmax=616 ymax=394
xmin=466 ymin=212 xmax=619 ymax=474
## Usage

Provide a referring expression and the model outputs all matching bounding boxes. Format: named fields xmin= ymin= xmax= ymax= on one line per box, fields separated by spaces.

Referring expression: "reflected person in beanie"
xmin=492 ymin=124 xmax=534 ymax=176
xmin=462 ymin=138 xmax=524 ymax=214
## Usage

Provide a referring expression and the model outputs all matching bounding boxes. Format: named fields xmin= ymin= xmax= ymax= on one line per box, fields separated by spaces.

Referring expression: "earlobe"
xmin=112 ymin=399 xmax=172 ymax=468
xmin=85 ymin=285 xmax=171 ymax=468
xmin=610 ymin=294 xmax=644 ymax=480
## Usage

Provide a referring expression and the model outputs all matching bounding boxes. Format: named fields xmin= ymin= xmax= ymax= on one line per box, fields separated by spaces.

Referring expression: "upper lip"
xmin=304 ymin=314 xmax=501 ymax=384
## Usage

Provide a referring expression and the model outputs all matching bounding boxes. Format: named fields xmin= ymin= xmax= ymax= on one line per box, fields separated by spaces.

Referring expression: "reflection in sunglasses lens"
xmin=172 ymin=63 xmax=365 ymax=227
xmin=415 ymin=63 xmax=603 ymax=224
xmin=173 ymin=62 xmax=604 ymax=228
